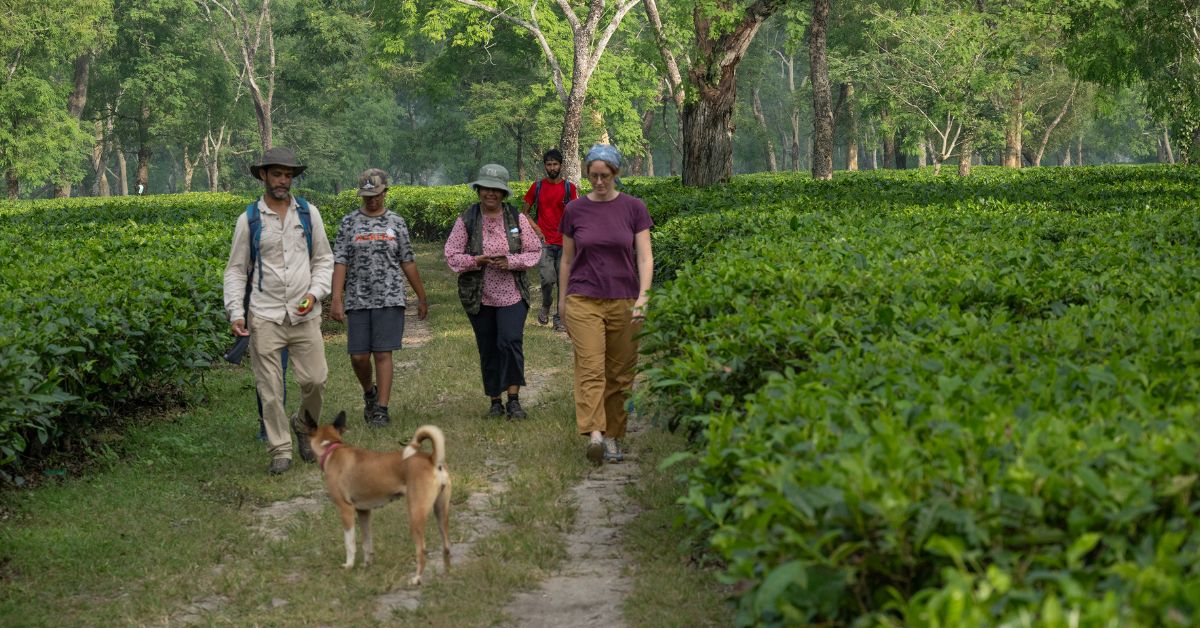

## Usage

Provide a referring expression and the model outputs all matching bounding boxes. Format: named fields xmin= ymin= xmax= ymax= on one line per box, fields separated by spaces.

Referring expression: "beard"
xmin=544 ymin=167 xmax=561 ymax=179
xmin=268 ymin=185 xmax=290 ymax=200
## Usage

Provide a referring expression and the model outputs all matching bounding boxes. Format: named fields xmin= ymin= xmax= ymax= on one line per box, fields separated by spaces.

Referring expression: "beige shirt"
xmin=223 ymin=197 xmax=334 ymax=325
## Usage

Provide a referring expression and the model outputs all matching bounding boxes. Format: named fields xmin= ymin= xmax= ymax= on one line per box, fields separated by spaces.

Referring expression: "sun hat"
xmin=357 ymin=168 xmax=388 ymax=197
xmin=469 ymin=163 xmax=511 ymax=197
xmin=250 ymin=146 xmax=307 ymax=180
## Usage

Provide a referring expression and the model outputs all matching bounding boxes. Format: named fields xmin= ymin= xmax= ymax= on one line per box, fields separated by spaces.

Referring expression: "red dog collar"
xmin=319 ymin=442 xmax=342 ymax=471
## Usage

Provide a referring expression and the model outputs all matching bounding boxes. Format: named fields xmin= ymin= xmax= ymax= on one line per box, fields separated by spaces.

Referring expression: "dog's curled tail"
xmin=404 ymin=425 xmax=446 ymax=469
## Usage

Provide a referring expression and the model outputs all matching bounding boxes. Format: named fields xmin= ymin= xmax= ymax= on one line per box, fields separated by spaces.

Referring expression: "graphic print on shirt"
xmin=334 ymin=211 xmax=415 ymax=311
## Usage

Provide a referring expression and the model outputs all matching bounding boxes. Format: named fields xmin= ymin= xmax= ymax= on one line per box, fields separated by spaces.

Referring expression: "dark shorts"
xmin=346 ymin=306 xmax=405 ymax=354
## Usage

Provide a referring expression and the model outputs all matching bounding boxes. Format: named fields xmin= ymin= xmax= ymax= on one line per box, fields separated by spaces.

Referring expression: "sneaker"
xmin=487 ymin=399 xmax=505 ymax=417
xmin=363 ymin=386 xmax=378 ymax=425
xmin=506 ymin=398 xmax=527 ymax=419
xmin=537 ymin=306 xmax=550 ymax=325
xmin=268 ymin=458 xmax=291 ymax=475
xmin=603 ymin=437 xmax=624 ymax=463
xmin=291 ymin=413 xmax=315 ymax=463
xmin=586 ymin=439 xmax=604 ymax=465
xmin=368 ymin=405 xmax=390 ymax=428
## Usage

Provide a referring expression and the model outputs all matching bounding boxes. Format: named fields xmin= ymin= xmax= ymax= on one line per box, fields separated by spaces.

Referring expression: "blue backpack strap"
xmin=565 ymin=180 xmax=575 ymax=205
xmin=294 ymin=196 xmax=314 ymax=258
xmin=245 ymin=202 xmax=263 ymax=293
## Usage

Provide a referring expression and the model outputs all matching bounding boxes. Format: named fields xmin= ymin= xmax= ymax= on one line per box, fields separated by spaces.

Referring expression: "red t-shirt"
xmin=523 ymin=179 xmax=577 ymax=246
xmin=561 ymin=193 xmax=653 ymax=300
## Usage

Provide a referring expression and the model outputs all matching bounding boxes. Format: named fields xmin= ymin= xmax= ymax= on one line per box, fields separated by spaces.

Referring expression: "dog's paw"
xmin=342 ymin=561 xmax=355 ymax=569
xmin=408 ymin=575 xmax=422 ymax=586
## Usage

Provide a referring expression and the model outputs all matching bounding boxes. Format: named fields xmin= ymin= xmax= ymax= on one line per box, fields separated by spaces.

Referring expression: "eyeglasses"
xmin=587 ymin=171 xmax=614 ymax=182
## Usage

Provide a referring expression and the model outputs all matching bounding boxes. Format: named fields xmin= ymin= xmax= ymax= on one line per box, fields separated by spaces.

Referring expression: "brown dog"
xmin=299 ymin=410 xmax=451 ymax=585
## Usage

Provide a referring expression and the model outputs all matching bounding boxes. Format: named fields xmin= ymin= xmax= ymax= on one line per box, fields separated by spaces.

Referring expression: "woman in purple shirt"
xmin=558 ymin=144 xmax=654 ymax=464
xmin=445 ymin=164 xmax=542 ymax=418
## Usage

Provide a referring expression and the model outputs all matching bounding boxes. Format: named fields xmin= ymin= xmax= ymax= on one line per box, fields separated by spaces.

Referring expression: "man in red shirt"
xmin=522 ymin=148 xmax=578 ymax=330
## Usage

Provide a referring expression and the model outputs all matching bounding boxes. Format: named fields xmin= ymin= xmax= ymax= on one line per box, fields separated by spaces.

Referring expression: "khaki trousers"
xmin=563 ymin=294 xmax=639 ymax=438
xmin=248 ymin=314 xmax=327 ymax=460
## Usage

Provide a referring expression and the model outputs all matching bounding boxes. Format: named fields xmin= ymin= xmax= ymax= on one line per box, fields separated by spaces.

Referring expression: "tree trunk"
xmin=682 ymin=85 xmax=737 ymax=185
xmin=91 ymin=119 xmax=110 ymax=197
xmin=560 ymin=86 xmax=587 ymax=182
xmin=841 ymin=83 xmax=858 ymax=171
xmin=135 ymin=102 xmax=151 ymax=194
xmin=683 ymin=0 xmax=781 ymax=186
xmin=958 ymin=136 xmax=973 ymax=176
xmin=870 ymin=146 xmax=878 ymax=170
xmin=54 ymin=52 xmax=93 ymax=198
xmin=917 ymin=139 xmax=927 ymax=168
xmin=116 ymin=145 xmax=129 ymax=196
xmin=1075 ymin=135 xmax=1083 ymax=166
xmin=182 ymin=145 xmax=197 ymax=192
xmin=1004 ymin=80 xmax=1023 ymax=168
xmin=895 ymin=127 xmax=908 ymax=169
xmin=881 ymin=109 xmax=896 ymax=168
xmin=6 ymin=168 xmax=18 ymax=199
xmin=932 ymin=155 xmax=943 ymax=175
xmin=1161 ymin=127 xmax=1176 ymax=163
xmin=628 ymin=108 xmax=657 ymax=175
xmin=1033 ymin=80 xmax=1077 ymax=167
xmin=751 ymin=87 xmax=778 ymax=172
xmin=810 ymin=0 xmax=833 ymax=180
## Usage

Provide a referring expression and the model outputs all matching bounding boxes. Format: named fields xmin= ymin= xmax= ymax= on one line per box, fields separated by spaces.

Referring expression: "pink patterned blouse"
xmin=444 ymin=210 xmax=542 ymax=307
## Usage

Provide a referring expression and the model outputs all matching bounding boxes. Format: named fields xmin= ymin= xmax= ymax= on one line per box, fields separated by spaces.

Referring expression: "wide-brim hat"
xmin=250 ymin=146 xmax=307 ymax=180
xmin=469 ymin=163 xmax=511 ymax=197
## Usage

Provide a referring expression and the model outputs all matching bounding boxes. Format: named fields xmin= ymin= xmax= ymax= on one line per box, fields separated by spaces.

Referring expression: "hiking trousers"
xmin=248 ymin=314 xmax=327 ymax=460
xmin=563 ymin=294 xmax=639 ymax=438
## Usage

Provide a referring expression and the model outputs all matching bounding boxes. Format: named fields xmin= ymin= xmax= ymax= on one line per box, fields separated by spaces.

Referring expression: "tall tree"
xmin=409 ymin=0 xmax=640 ymax=183
xmin=195 ymin=0 xmax=277 ymax=153
xmin=1 ymin=0 xmax=110 ymax=198
xmin=809 ymin=0 xmax=832 ymax=179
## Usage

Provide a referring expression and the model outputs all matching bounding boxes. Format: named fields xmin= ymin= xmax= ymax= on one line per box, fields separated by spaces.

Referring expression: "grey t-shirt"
xmin=333 ymin=209 xmax=415 ymax=311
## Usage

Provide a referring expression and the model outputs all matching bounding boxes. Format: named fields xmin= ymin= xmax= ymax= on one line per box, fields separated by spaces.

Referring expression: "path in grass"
xmin=501 ymin=444 xmax=642 ymax=627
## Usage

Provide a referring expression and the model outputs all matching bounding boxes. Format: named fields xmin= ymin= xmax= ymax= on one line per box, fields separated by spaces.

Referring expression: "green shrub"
xmin=639 ymin=196 xmax=1200 ymax=624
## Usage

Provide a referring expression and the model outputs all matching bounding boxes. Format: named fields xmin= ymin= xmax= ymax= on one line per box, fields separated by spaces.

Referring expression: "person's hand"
xmin=632 ymin=296 xmax=648 ymax=321
xmin=474 ymin=255 xmax=492 ymax=267
xmin=331 ymin=297 xmax=345 ymax=322
xmin=231 ymin=318 xmax=249 ymax=337
xmin=296 ymin=293 xmax=316 ymax=315
xmin=417 ymin=300 xmax=429 ymax=320
xmin=490 ymin=255 xmax=509 ymax=270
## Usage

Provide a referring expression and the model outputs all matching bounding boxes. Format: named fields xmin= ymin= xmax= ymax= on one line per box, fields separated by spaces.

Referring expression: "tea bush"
xmin=638 ymin=171 xmax=1200 ymax=625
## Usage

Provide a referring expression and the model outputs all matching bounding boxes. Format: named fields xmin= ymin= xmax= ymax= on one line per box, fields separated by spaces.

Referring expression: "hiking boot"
xmin=603 ymin=437 xmax=624 ymax=463
xmin=487 ymin=399 xmax=505 ymax=418
xmin=268 ymin=458 xmax=291 ymax=475
xmin=586 ymin=439 xmax=604 ymax=466
xmin=291 ymin=413 xmax=315 ymax=463
xmin=362 ymin=386 xmax=379 ymax=425
xmin=368 ymin=406 xmax=390 ymax=428
xmin=537 ymin=306 xmax=550 ymax=325
xmin=506 ymin=398 xmax=527 ymax=419
xmin=552 ymin=320 xmax=566 ymax=333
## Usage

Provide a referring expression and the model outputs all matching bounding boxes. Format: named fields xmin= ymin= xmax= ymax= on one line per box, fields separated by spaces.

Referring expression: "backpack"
xmin=530 ymin=179 xmax=576 ymax=221
xmin=244 ymin=197 xmax=314 ymax=297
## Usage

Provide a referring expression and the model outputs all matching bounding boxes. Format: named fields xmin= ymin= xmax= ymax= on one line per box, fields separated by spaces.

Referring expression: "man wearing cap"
xmin=330 ymin=168 xmax=429 ymax=428
xmin=521 ymin=148 xmax=578 ymax=331
xmin=223 ymin=147 xmax=335 ymax=475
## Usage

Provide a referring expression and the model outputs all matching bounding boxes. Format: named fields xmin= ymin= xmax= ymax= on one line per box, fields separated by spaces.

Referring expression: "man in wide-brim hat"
xmin=223 ymin=146 xmax=334 ymax=475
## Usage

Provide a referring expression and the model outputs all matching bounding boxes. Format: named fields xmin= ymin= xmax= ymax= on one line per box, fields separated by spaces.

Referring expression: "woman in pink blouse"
xmin=445 ymin=164 xmax=542 ymax=418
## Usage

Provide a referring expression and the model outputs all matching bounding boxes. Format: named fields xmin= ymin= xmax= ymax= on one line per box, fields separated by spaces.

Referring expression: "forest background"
xmin=4 ymin=0 xmax=1196 ymax=198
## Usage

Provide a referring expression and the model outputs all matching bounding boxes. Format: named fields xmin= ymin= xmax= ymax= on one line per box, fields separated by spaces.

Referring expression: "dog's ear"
xmin=333 ymin=411 xmax=347 ymax=432
xmin=302 ymin=409 xmax=318 ymax=431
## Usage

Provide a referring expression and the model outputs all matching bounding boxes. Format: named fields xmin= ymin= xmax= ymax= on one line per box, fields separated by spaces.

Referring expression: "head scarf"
xmin=584 ymin=144 xmax=623 ymax=172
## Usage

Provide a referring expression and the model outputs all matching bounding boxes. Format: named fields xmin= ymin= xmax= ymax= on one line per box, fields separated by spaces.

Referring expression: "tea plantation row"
xmin=637 ymin=166 xmax=1200 ymax=625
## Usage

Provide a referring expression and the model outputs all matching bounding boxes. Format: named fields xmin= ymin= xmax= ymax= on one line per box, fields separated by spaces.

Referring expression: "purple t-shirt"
xmin=560 ymin=192 xmax=653 ymax=299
